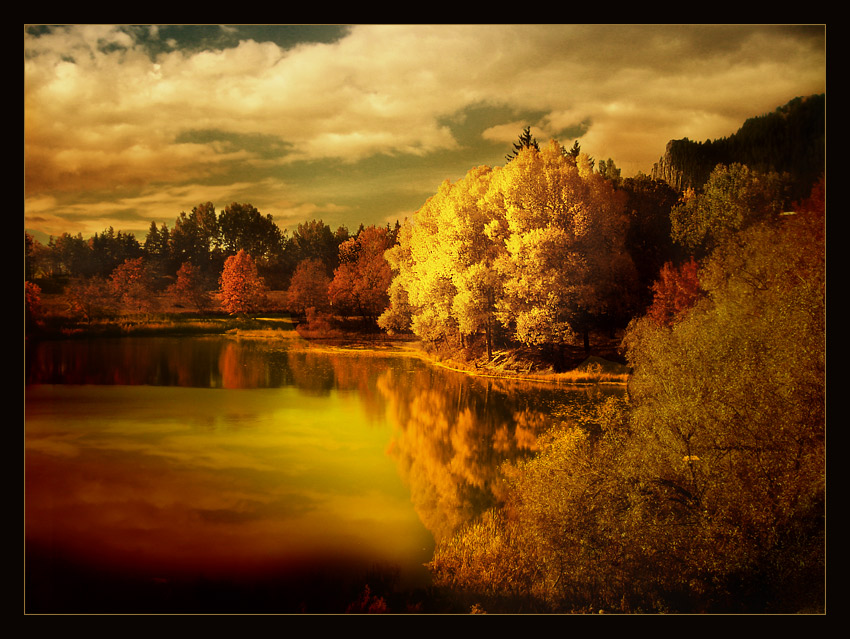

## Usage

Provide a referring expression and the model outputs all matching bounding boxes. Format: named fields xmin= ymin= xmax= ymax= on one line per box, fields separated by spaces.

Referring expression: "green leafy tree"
xmin=670 ymin=163 xmax=789 ymax=256
xmin=597 ymin=157 xmax=621 ymax=184
xmin=219 ymin=250 xmax=268 ymax=316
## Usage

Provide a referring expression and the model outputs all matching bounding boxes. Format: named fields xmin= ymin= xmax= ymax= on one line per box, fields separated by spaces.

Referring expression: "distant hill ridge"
xmin=650 ymin=94 xmax=825 ymax=201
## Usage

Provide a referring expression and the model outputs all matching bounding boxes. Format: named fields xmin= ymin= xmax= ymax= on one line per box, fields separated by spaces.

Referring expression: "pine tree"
xmin=505 ymin=126 xmax=539 ymax=162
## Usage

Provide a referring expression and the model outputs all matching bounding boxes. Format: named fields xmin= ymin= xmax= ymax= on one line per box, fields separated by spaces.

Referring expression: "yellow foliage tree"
xmin=488 ymin=141 xmax=636 ymax=351
xmin=381 ymin=142 xmax=637 ymax=356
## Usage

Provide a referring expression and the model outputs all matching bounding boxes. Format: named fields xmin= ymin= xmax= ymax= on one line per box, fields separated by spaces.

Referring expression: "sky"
xmin=24 ymin=24 xmax=826 ymax=245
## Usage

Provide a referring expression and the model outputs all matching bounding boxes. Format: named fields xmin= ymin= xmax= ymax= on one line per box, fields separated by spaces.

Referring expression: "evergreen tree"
xmin=505 ymin=126 xmax=539 ymax=162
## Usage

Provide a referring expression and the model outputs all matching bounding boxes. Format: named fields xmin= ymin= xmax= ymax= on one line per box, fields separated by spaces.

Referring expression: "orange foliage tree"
xmin=109 ymin=257 xmax=158 ymax=313
xmin=64 ymin=276 xmax=115 ymax=323
xmin=646 ymin=257 xmax=701 ymax=327
xmin=286 ymin=258 xmax=331 ymax=316
xmin=219 ymin=249 xmax=268 ymax=316
xmin=328 ymin=225 xmax=393 ymax=322
xmin=168 ymin=262 xmax=213 ymax=311
xmin=25 ymin=281 xmax=43 ymax=331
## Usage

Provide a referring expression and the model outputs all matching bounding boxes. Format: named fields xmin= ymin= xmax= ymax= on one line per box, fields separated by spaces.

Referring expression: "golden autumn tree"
xmin=430 ymin=204 xmax=825 ymax=613
xmin=379 ymin=165 xmax=501 ymax=355
xmin=488 ymin=142 xmax=637 ymax=352
xmin=381 ymin=142 xmax=638 ymax=358
xmin=219 ymin=249 xmax=268 ymax=316
xmin=442 ymin=166 xmax=502 ymax=359
xmin=378 ymin=220 xmax=416 ymax=334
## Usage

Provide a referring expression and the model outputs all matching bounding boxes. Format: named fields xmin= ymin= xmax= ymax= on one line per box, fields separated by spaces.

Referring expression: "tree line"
xmin=25 ymin=200 xmax=400 ymax=326
xmin=25 ymin=131 xmax=815 ymax=356
xmin=26 ymin=201 xmax=399 ymax=291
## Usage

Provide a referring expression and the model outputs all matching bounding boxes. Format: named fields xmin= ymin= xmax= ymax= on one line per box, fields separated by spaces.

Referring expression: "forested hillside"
xmin=651 ymin=94 xmax=824 ymax=199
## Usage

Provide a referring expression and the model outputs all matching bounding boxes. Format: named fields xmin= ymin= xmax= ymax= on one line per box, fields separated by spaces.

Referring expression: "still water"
xmin=25 ymin=335 xmax=623 ymax=613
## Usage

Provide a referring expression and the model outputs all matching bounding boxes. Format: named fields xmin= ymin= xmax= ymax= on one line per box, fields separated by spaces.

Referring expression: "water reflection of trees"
xmin=25 ymin=337 xmax=286 ymax=388
xmin=26 ymin=337 xmax=624 ymax=545
xmin=375 ymin=366 xmax=603 ymax=542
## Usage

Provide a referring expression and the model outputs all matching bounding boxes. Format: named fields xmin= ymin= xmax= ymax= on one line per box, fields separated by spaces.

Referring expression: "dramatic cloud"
xmin=24 ymin=24 xmax=825 ymax=240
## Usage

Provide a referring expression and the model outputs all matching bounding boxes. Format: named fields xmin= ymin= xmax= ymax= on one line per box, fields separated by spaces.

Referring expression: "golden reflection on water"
xmin=25 ymin=336 xmax=621 ymax=611
xmin=26 ymin=384 xmax=430 ymax=580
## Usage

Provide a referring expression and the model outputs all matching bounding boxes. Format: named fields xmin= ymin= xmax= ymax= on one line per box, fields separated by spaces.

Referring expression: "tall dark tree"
xmin=48 ymin=232 xmax=93 ymax=278
xmin=620 ymin=175 xmax=683 ymax=313
xmin=89 ymin=227 xmax=142 ymax=278
xmin=169 ymin=202 xmax=220 ymax=278
xmin=218 ymin=202 xmax=284 ymax=263
xmin=563 ymin=139 xmax=594 ymax=170
xmin=597 ymin=158 xmax=621 ymax=184
xmin=143 ymin=221 xmax=172 ymax=283
xmin=505 ymin=126 xmax=539 ymax=162
xmin=286 ymin=219 xmax=346 ymax=276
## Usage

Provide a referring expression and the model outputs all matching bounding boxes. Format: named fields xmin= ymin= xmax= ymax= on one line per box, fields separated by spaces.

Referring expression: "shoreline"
xmin=26 ymin=312 xmax=631 ymax=387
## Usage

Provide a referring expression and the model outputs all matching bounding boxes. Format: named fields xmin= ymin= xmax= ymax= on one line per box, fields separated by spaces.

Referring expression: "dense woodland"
xmin=652 ymin=94 xmax=825 ymax=198
xmin=24 ymin=97 xmax=826 ymax=613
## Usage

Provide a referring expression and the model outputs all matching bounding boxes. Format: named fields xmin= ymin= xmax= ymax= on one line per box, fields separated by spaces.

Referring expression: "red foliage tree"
xmin=286 ymin=258 xmax=331 ymax=316
xmin=647 ymin=257 xmax=701 ymax=327
xmin=65 ymin=276 xmax=115 ymax=323
xmin=328 ymin=225 xmax=393 ymax=321
xmin=25 ymin=281 xmax=43 ymax=331
xmin=168 ymin=262 xmax=213 ymax=311
xmin=219 ymin=250 xmax=268 ymax=316
xmin=109 ymin=257 xmax=158 ymax=312
xmin=793 ymin=176 xmax=825 ymax=216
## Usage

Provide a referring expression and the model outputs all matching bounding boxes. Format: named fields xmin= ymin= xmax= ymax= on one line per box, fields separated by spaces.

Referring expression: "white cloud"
xmin=24 ymin=24 xmax=825 ymax=235
xmin=26 ymin=25 xmax=824 ymax=173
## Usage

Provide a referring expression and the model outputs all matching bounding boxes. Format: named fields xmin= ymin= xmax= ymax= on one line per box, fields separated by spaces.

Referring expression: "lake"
xmin=24 ymin=335 xmax=624 ymax=613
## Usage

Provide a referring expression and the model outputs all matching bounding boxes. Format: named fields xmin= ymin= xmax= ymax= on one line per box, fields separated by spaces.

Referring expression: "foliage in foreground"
xmin=428 ymin=202 xmax=825 ymax=613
